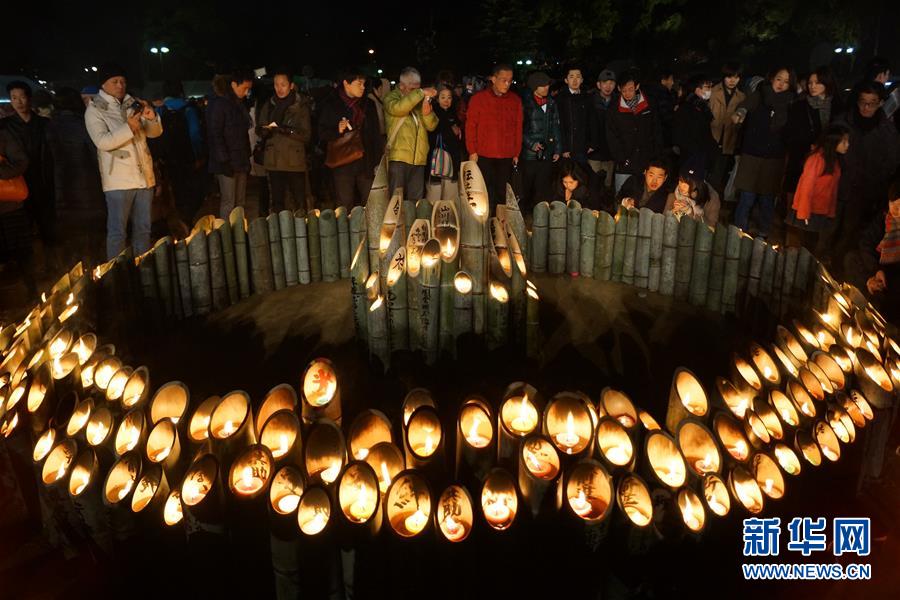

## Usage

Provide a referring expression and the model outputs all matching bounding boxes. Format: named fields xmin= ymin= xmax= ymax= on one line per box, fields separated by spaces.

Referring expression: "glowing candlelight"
xmin=414 ymin=434 xmax=436 ymax=457
xmin=276 ymin=494 xmax=300 ymax=514
xmin=763 ymin=478 xmax=774 ymax=494
xmin=219 ymin=420 xmax=235 ymax=436
xmin=348 ymin=483 xmax=375 ymax=522
xmin=71 ymin=471 xmax=89 ymax=496
xmin=694 ymin=453 xmax=715 ymax=474
xmin=55 ymin=464 xmax=67 ymax=481
xmin=483 ymin=495 xmax=512 ymax=527
xmin=443 ymin=515 xmax=465 ymax=541
xmin=33 ymin=430 xmax=55 ymax=461
xmin=569 ymin=489 xmax=592 ymax=518
xmin=822 ymin=446 xmax=839 ymax=462
xmin=235 ymin=466 xmax=263 ymax=494
xmin=523 ymin=448 xmax=554 ymax=478
xmin=509 ymin=395 xmax=538 ymax=434
xmin=605 ymin=444 xmax=630 ymax=465
xmin=707 ymin=497 xmax=727 ymax=516
xmin=466 ymin=416 xmax=490 ymax=448
xmin=275 ymin=434 xmax=290 ymax=458
xmin=354 ymin=448 xmax=369 ymax=460
xmin=164 ymin=492 xmax=183 ymax=525
xmin=616 ymin=414 xmax=636 ymax=428
xmin=86 ymin=420 xmax=109 ymax=446
xmin=117 ymin=480 xmax=133 ymax=501
xmin=320 ymin=460 xmax=341 ymax=484
xmin=378 ymin=462 xmax=391 ymax=493
xmin=301 ymin=512 xmax=328 ymax=535
xmin=150 ymin=445 xmax=171 ymax=463
xmin=403 ymin=508 xmax=428 ymax=533
xmin=554 ymin=412 xmax=580 ymax=453
xmin=730 ymin=440 xmax=749 ymax=460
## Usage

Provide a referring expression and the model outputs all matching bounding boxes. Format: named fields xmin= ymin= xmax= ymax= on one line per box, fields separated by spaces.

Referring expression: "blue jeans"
xmin=734 ymin=191 xmax=775 ymax=238
xmin=105 ymin=188 xmax=152 ymax=260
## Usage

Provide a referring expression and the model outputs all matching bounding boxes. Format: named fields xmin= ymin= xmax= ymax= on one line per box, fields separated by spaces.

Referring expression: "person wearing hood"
xmin=606 ymin=68 xmax=663 ymax=194
xmin=206 ymin=70 xmax=254 ymax=219
xmin=519 ymin=71 xmax=560 ymax=210
xmin=84 ymin=63 xmax=162 ymax=259
xmin=732 ymin=66 xmax=796 ymax=239
xmin=257 ymin=68 xmax=312 ymax=214
xmin=672 ymin=74 xmax=717 ymax=174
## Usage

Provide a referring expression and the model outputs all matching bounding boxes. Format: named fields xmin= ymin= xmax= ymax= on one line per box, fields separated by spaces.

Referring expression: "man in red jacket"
xmin=465 ymin=64 xmax=523 ymax=205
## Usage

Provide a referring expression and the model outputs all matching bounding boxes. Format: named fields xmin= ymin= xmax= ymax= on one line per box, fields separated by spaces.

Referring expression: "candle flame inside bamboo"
xmin=453 ymin=272 xmax=472 ymax=294
xmin=33 ymin=429 xmax=56 ymax=462
xmin=164 ymin=491 xmax=183 ymax=525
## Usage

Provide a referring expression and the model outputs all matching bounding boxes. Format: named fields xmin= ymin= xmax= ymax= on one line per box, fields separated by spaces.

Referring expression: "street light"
xmin=846 ymin=47 xmax=855 ymax=54
xmin=368 ymin=49 xmax=375 ymax=55
xmin=160 ymin=46 xmax=170 ymax=54
xmin=150 ymin=45 xmax=170 ymax=76
xmin=91 ymin=66 xmax=97 ymax=72
xmin=151 ymin=47 xmax=159 ymax=54
xmin=525 ymin=60 xmax=532 ymax=65
xmin=834 ymin=47 xmax=844 ymax=53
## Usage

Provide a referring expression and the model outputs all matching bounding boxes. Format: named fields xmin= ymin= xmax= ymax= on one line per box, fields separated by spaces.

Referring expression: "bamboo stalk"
xmin=335 ymin=207 xmax=352 ymax=280
xmin=611 ymin=206 xmax=627 ymax=282
xmin=419 ymin=239 xmax=442 ymax=365
xmin=452 ymin=271 xmax=473 ymax=355
xmin=504 ymin=223 xmax=527 ymax=346
xmin=703 ymin=225 xmax=726 ymax=312
xmin=366 ymin=187 xmax=389 ymax=273
xmin=688 ymin=223 xmax=713 ymax=306
xmin=595 ymin=210 xmax=615 ymax=281
xmin=278 ymin=210 xmax=298 ymax=287
xmin=215 ymin=219 xmax=239 ymax=304
xmin=579 ymin=209 xmax=598 ymax=278
xmin=173 ymin=238 xmax=193 ymax=317
xmin=386 ymin=246 xmax=409 ymax=353
xmin=487 ymin=279 xmax=510 ymax=351
xmin=548 ymin=200 xmax=567 ymax=274
xmin=772 ymin=248 xmax=786 ymax=315
xmin=151 ymin=237 xmax=176 ymax=318
xmin=188 ymin=228 xmax=214 ymax=314
xmin=401 ymin=201 xmax=416 ymax=244
xmin=229 ymin=207 xmax=251 ymax=300
xmin=503 ymin=185 xmax=528 ymax=271
xmin=459 ymin=163 xmax=489 ymax=336
xmin=721 ymin=225 xmax=742 ymax=314
xmin=349 ymin=206 xmax=367 ymax=266
xmin=350 ymin=241 xmax=370 ymax=343
xmin=136 ymin=250 xmax=161 ymax=323
xmin=566 ymin=200 xmax=582 ymax=276
xmin=405 ymin=219 xmax=430 ymax=351
xmin=660 ymin=212 xmax=678 ymax=296
xmin=737 ymin=233 xmax=753 ymax=309
xmin=635 ymin=208 xmax=652 ymax=288
xmin=674 ymin=216 xmax=696 ymax=300
xmin=531 ymin=202 xmax=549 ymax=273
xmin=747 ymin=237 xmax=765 ymax=299
xmin=760 ymin=243 xmax=777 ymax=303
xmin=794 ymin=247 xmax=813 ymax=298
xmin=648 ymin=212 xmax=665 ymax=292
xmin=367 ymin=294 xmax=390 ymax=371
xmin=439 ymin=253 xmax=460 ymax=357
xmin=415 ymin=198 xmax=433 ymax=222
xmin=489 ymin=217 xmax=512 ymax=282
xmin=307 ymin=210 xmax=322 ymax=282
xmin=319 ymin=209 xmax=340 ymax=283
xmin=782 ymin=246 xmax=799 ymax=313
xmin=207 ymin=228 xmax=229 ymax=312
xmin=293 ymin=210 xmax=311 ymax=284
xmin=248 ymin=217 xmax=275 ymax=294
xmin=622 ymin=207 xmax=638 ymax=285
xmin=526 ymin=285 xmax=540 ymax=360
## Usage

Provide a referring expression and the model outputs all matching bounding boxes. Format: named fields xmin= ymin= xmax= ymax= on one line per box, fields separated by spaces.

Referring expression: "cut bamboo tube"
xmin=402 ymin=200 xmax=416 ymax=242
xmin=419 ymin=239 xmax=442 ymax=365
xmin=185 ymin=230 xmax=212 ymax=315
xmin=579 ymin=209 xmax=598 ymax=278
xmin=794 ymin=247 xmax=813 ymax=298
xmin=688 ymin=223 xmax=713 ymax=306
xmin=349 ymin=206 xmax=367 ymax=266
xmin=781 ymin=246 xmax=798 ymax=312
xmin=622 ymin=207 xmax=638 ymax=285
xmin=660 ymin=212 xmax=678 ymax=296
xmin=452 ymin=271 xmax=473 ymax=354
xmin=379 ymin=193 xmax=404 ymax=292
xmin=665 ymin=368 xmax=709 ymax=433
xmin=336 ymin=207 xmax=351 ymax=279
xmin=721 ymin=226 xmax=741 ymax=314
xmin=367 ymin=292 xmax=390 ymax=371
xmin=136 ymin=249 xmax=161 ymax=323
xmin=307 ymin=210 xmax=322 ymax=282
xmin=192 ymin=214 xmax=215 ymax=234
xmin=366 ymin=185 xmax=389 ymax=273
xmin=351 ymin=240 xmax=370 ymax=343
xmin=278 ymin=210 xmax=298 ymax=287
xmin=504 ymin=223 xmax=527 ymax=346
xmin=207 ymin=228 xmax=229 ymax=312
xmin=459 ymin=163 xmax=489 ymax=335
xmin=566 ymin=200 xmax=582 ymax=276
xmin=526 ymin=285 xmax=540 ymax=359
xmin=487 ymin=280 xmax=510 ymax=350
xmin=489 ymin=217 xmax=512 ymax=282
xmin=319 ymin=209 xmax=340 ymax=283
xmin=405 ymin=219 xmax=431 ymax=351
xmin=439 ymin=250 xmax=460 ymax=357
xmin=151 ymin=237 xmax=175 ymax=318
xmin=736 ymin=232 xmax=753 ymax=309
xmin=415 ymin=198 xmax=433 ymax=222
xmin=773 ymin=249 xmax=786 ymax=314
xmin=548 ymin=200 xmax=567 ymax=274
xmin=760 ymin=243 xmax=777 ymax=303
xmin=747 ymin=237 xmax=765 ymax=298
xmin=248 ymin=217 xmax=274 ymax=294
xmin=648 ymin=212 xmax=664 ymax=292
xmin=215 ymin=219 xmax=239 ymax=304
xmin=674 ymin=215 xmax=696 ymax=300
xmin=531 ymin=202 xmax=549 ymax=273
xmin=611 ymin=206 xmax=627 ymax=282
xmin=431 ymin=201 xmax=460 ymax=263
xmin=174 ymin=238 xmax=193 ymax=317
xmin=229 ymin=206 xmax=250 ymax=299
xmin=386 ymin=246 xmax=409 ymax=353
xmin=635 ymin=208 xmax=652 ymax=288
xmin=595 ymin=210 xmax=615 ymax=281
xmin=293 ymin=210 xmax=311 ymax=284
xmin=503 ymin=185 xmax=528 ymax=270
xmin=705 ymin=225 xmax=726 ymax=312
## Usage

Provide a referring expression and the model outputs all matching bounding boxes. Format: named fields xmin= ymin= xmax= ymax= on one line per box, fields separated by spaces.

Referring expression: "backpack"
xmin=158 ymin=106 xmax=196 ymax=166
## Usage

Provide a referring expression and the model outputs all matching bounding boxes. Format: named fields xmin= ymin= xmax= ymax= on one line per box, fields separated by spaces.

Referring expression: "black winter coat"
xmin=738 ymin=86 xmax=793 ymax=159
xmin=206 ymin=91 xmax=252 ymax=175
xmin=783 ymin=96 xmax=842 ymax=192
xmin=317 ymin=91 xmax=384 ymax=174
xmin=588 ymin=91 xmax=614 ymax=161
xmin=672 ymin=94 xmax=717 ymax=171
xmin=520 ymin=92 xmax=561 ymax=161
xmin=606 ymin=94 xmax=663 ymax=176
xmin=1 ymin=112 xmax=55 ymax=204
xmin=615 ymin=174 xmax=668 ymax=214
xmin=836 ymin=109 xmax=900 ymax=211
xmin=47 ymin=109 xmax=104 ymax=211
xmin=428 ymin=102 xmax=464 ymax=178
xmin=556 ymin=89 xmax=598 ymax=160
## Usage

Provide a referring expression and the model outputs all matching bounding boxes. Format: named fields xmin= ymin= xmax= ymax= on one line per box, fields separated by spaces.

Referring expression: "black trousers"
xmin=520 ymin=159 xmax=554 ymax=211
xmin=268 ymin=171 xmax=308 ymax=215
xmin=331 ymin=160 xmax=373 ymax=210
xmin=478 ymin=157 xmax=513 ymax=207
xmin=166 ymin=162 xmax=203 ymax=224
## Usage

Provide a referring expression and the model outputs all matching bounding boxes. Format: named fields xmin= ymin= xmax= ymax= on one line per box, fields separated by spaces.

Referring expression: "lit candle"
xmin=443 ymin=515 xmax=465 ymax=541
xmin=87 ymin=422 xmax=108 ymax=446
xmin=554 ymin=412 xmax=580 ymax=453
xmin=413 ymin=434 xmax=436 ymax=456
xmin=569 ymin=489 xmax=592 ymax=518
xmin=684 ymin=511 xmax=701 ymax=531
xmin=707 ymin=498 xmax=727 ymax=516
xmin=34 ymin=433 xmax=54 ymax=460
xmin=616 ymin=414 xmax=636 ymax=428
xmin=604 ymin=444 xmax=630 ymax=465
xmin=117 ymin=480 xmax=133 ymax=500
xmin=403 ymin=508 xmax=428 ymax=533
xmin=276 ymin=493 xmax=300 ymax=513
xmin=466 ymin=417 xmax=490 ymax=448
xmin=55 ymin=464 xmax=67 ymax=481
xmin=694 ymin=453 xmax=715 ymax=474
xmin=219 ymin=420 xmax=236 ymax=437
xmin=729 ymin=440 xmax=749 ymax=460
xmin=763 ymin=478 xmax=774 ymax=494
xmin=319 ymin=460 xmax=341 ymax=483
xmin=274 ymin=434 xmax=290 ymax=458
xmin=235 ymin=466 xmax=263 ymax=494
xmin=822 ymin=446 xmax=838 ymax=462
xmin=72 ymin=476 xmax=88 ymax=496
xmin=301 ymin=512 xmax=328 ymax=534
xmin=484 ymin=496 xmax=512 ymax=527
xmin=523 ymin=448 xmax=554 ymax=478
xmin=655 ymin=460 xmax=683 ymax=485
xmin=624 ymin=504 xmax=650 ymax=524
xmin=510 ymin=395 xmax=538 ymax=434
xmin=780 ymin=409 xmax=795 ymax=425
xmin=763 ymin=366 xmax=773 ymax=381
xmin=378 ymin=462 xmax=391 ymax=493
xmin=354 ymin=448 xmax=369 ymax=460
xmin=348 ymin=483 xmax=374 ymax=521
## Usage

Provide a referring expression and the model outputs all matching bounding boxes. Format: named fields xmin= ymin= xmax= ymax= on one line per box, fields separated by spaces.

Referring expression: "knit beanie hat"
xmin=97 ymin=63 xmax=127 ymax=87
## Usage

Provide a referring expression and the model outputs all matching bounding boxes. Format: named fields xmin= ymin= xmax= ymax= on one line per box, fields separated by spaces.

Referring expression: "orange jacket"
xmin=791 ymin=151 xmax=841 ymax=220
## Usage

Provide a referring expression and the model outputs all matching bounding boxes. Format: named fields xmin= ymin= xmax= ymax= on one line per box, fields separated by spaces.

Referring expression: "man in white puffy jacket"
xmin=85 ymin=63 xmax=162 ymax=259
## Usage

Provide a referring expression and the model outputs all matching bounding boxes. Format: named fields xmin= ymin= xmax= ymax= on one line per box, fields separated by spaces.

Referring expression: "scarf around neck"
xmin=270 ymin=94 xmax=295 ymax=126
xmin=673 ymin=187 xmax=703 ymax=221
xmin=877 ymin=212 xmax=900 ymax=265
xmin=807 ymin=94 xmax=832 ymax=127
xmin=338 ymin=87 xmax=366 ymax=128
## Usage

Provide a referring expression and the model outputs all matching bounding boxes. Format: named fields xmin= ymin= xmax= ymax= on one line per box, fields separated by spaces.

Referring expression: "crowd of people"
xmin=1 ymin=56 xmax=900 ymax=321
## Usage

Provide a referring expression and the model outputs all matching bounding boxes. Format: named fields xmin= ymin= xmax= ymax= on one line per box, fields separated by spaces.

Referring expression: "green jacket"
xmin=383 ymin=88 xmax=438 ymax=166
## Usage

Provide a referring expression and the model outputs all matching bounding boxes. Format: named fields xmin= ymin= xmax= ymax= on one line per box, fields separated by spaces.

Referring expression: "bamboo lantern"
xmin=787 ymin=379 xmax=818 ymax=423
xmin=432 ymin=200 xmax=461 ymax=265
xmin=184 ymin=396 xmax=220 ymax=453
xmin=186 ymin=229 xmax=212 ymax=314
xmin=791 ymin=319 xmax=821 ymax=355
xmin=404 ymin=219 xmax=430 ymax=350
xmin=707 ymin=224 xmax=728 ymax=311
xmin=416 ymin=198 xmax=433 ymax=222
xmin=456 ymin=397 xmax=494 ymax=480
xmin=716 ymin=376 xmax=751 ymax=419
xmin=775 ymin=325 xmax=809 ymax=370
xmin=365 ymin=179 xmax=390 ymax=272
xmin=147 ymin=382 xmax=188 ymax=427
xmin=86 ymin=406 xmax=114 ymax=453
xmin=42 ymin=438 xmax=77 ymax=486
xmin=385 ymin=470 xmax=432 ymax=538
xmin=486 ymin=280 xmax=510 ymax=351
xmin=677 ymin=488 xmax=707 ymax=533
xmin=688 ymin=222 xmax=713 ymax=306
xmin=772 ymin=443 xmax=802 ymax=476
xmin=837 ymin=392 xmax=867 ymax=430
xmin=348 ymin=409 xmax=392 ymax=461
xmin=181 ymin=453 xmax=224 ymax=523
xmin=68 ymin=447 xmax=99 ymax=498
xmin=304 ymin=419 xmax=346 ymax=485
xmin=633 ymin=207 xmax=653 ymax=288
xmin=638 ymin=411 xmax=662 ymax=433
xmin=505 ymin=223 xmax=528 ymax=344
xmin=301 ymin=357 xmax=340 ymax=425
xmin=73 ymin=333 xmax=97 ymax=367
xmin=386 ymin=246 xmax=409 ymax=353
xmin=103 ymin=451 xmax=141 ymax=507
xmin=56 ymin=291 xmax=81 ymax=325
xmin=150 ymin=237 xmax=176 ymax=317
xmin=811 ymin=351 xmax=845 ymax=391
xmin=294 ymin=209 xmax=312 ymax=285
xmin=378 ymin=194 xmax=404 ymax=286
xmin=848 ymin=389 xmax=874 ymax=422
xmin=297 ymin=486 xmax=332 ymax=536
xmin=814 ymin=324 xmax=837 ymax=352
xmin=121 ymin=366 xmax=150 ymax=410
xmin=488 ymin=216 xmax=511 ymax=278
xmin=215 ymin=217 xmax=239 ymax=303
xmin=254 ymin=383 xmax=298 ymax=436
xmin=525 ymin=284 xmax=540 ymax=360
xmin=115 ymin=408 xmax=147 ymax=457
xmin=853 ymin=348 xmax=894 ymax=409
xmin=436 ymin=485 xmax=474 ymax=542
xmin=337 ymin=461 xmax=382 ymax=533
xmin=146 ymin=418 xmax=183 ymax=476
xmin=701 ymin=473 xmax=731 ymax=517
xmin=665 ymin=368 xmax=708 ymax=433
xmin=598 ymin=388 xmax=639 ymax=431
xmin=105 ymin=366 xmax=133 ymax=404
xmin=595 ymin=417 xmax=634 ymax=470
xmin=746 ymin=237 xmax=765 ymax=298
xmin=319 ymin=208 xmax=340 ymax=283
xmin=560 ymin=200 xmax=581 ymax=276
xmin=261 ymin=410 xmax=303 ymax=467
xmin=209 ymin=390 xmax=256 ymax=468
xmin=566 ymin=459 xmax=614 ymax=525
xmin=727 ymin=466 xmax=764 ymax=514
xmin=46 ymin=327 xmax=74 ymax=361
xmin=593 ymin=210 xmax=615 ymax=281
xmin=417 ymin=238 xmax=442 ymax=363
xmin=307 ymin=210 xmax=324 ymax=282
xmin=497 ymin=383 xmax=541 ymax=464
xmin=752 ymin=453 xmax=785 ymax=499
xmin=517 ymin=434 xmax=561 ymax=517
xmin=248 ymin=217 xmax=275 ymax=293
xmin=351 ymin=241 xmax=371 ymax=343
xmin=338 ymin=208 xmax=355 ymax=281
xmin=676 ymin=418 xmax=721 ymax=477
xmin=404 ymin=405 xmax=443 ymax=470
xmin=610 ymin=206 xmax=627 ymax=281
xmin=33 ymin=427 xmax=57 ymax=464
xmin=544 ymin=392 xmax=593 ymax=457
xmin=826 ymin=406 xmax=855 ymax=444
xmin=813 ymin=420 xmax=841 ymax=462
xmin=531 ymin=202 xmax=549 ymax=273
xmin=4 ymin=379 xmax=26 ymax=419
xmin=673 ymin=213 xmax=696 ymax=300
xmin=743 ymin=409 xmax=772 ymax=449
xmin=269 ymin=464 xmax=304 ymax=518
xmin=643 ymin=430 xmax=688 ymax=490
xmin=66 ymin=396 xmax=93 ymax=439
xmin=0 ymin=407 xmax=20 ymax=438
xmin=170 ymin=238 xmax=195 ymax=312
xmin=749 ymin=342 xmax=781 ymax=388
xmin=805 ymin=360 xmax=835 ymax=397
xmin=367 ymin=293 xmax=390 ymax=370
xmin=402 ymin=388 xmax=435 ymax=426
xmin=363 ymin=442 xmax=404 ymax=495
xmin=579 ymin=209 xmax=598 ymax=278
xmin=451 ymin=271 xmax=473 ymax=353
xmin=547 ymin=201 xmax=567 ymax=274
xmin=207 ymin=227 xmax=229 ymax=310
xmin=131 ymin=464 xmax=171 ymax=521
xmin=842 ymin=322 xmax=865 ymax=352
xmin=751 ymin=396 xmax=783 ymax=441
xmin=79 ymin=344 xmax=114 ymax=391
xmin=228 ymin=444 xmax=273 ymax=500
xmin=769 ymin=390 xmax=800 ymax=429
xmin=481 ymin=468 xmax=518 ymax=531
xmin=794 ymin=429 xmax=822 ymax=467
xmin=616 ymin=473 xmax=653 ymax=528
xmin=829 ymin=344 xmax=854 ymax=376
xmin=714 ymin=413 xmax=751 ymax=463
xmin=90 ymin=355 xmax=119 ymax=394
